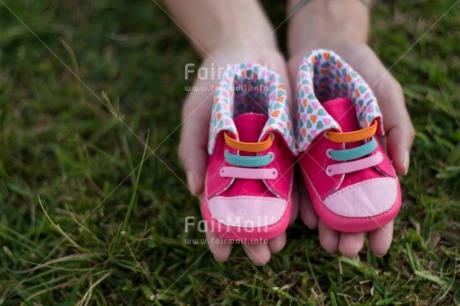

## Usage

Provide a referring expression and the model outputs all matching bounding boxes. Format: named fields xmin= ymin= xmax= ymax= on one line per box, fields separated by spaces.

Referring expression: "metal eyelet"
xmin=326 ymin=166 xmax=333 ymax=176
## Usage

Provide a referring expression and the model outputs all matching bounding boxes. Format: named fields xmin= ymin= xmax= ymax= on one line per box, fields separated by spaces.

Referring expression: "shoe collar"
xmin=208 ymin=63 xmax=297 ymax=155
xmin=296 ymin=49 xmax=384 ymax=152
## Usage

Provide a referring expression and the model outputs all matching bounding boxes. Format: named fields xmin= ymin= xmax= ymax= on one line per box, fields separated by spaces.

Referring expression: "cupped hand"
xmin=179 ymin=43 xmax=299 ymax=265
xmin=288 ymin=40 xmax=415 ymax=257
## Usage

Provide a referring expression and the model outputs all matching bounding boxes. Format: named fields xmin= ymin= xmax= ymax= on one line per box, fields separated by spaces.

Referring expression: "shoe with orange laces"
xmin=202 ymin=63 xmax=297 ymax=242
xmin=296 ymin=49 xmax=402 ymax=233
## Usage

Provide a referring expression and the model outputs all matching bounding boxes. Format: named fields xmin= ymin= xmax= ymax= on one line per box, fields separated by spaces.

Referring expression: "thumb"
xmin=373 ymin=77 xmax=414 ymax=175
xmin=345 ymin=45 xmax=415 ymax=175
xmin=178 ymin=91 xmax=212 ymax=195
xmin=178 ymin=136 xmax=207 ymax=196
xmin=386 ymin=122 xmax=414 ymax=175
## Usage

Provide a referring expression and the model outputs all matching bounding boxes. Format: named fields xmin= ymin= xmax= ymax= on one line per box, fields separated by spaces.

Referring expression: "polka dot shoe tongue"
xmin=296 ymin=49 xmax=402 ymax=233
xmin=202 ymin=63 xmax=296 ymax=242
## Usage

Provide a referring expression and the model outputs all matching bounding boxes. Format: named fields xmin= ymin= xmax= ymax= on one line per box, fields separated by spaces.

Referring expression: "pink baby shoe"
xmin=296 ymin=49 xmax=401 ymax=233
xmin=202 ymin=63 xmax=297 ymax=242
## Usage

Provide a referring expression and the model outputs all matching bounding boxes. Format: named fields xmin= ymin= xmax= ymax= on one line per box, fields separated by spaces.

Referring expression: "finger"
xmin=299 ymin=181 xmax=318 ymax=229
xmin=368 ymin=221 xmax=394 ymax=256
xmin=178 ymin=81 xmax=213 ymax=195
xmin=242 ymin=242 xmax=271 ymax=266
xmin=268 ymin=232 xmax=286 ymax=254
xmin=290 ymin=178 xmax=299 ymax=225
xmin=338 ymin=232 xmax=365 ymax=257
xmin=318 ymin=220 xmax=339 ymax=253
xmin=205 ymin=230 xmax=232 ymax=262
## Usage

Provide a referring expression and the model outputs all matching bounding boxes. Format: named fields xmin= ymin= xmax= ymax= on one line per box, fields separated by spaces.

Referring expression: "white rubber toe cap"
xmin=208 ymin=196 xmax=287 ymax=228
xmin=324 ymin=177 xmax=398 ymax=217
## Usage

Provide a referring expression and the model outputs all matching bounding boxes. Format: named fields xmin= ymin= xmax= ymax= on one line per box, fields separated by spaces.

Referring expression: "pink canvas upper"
xmin=202 ymin=63 xmax=295 ymax=242
xmin=296 ymin=50 xmax=401 ymax=233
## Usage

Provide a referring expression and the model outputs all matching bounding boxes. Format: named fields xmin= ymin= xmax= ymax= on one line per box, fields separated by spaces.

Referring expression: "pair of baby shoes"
xmin=202 ymin=50 xmax=401 ymax=242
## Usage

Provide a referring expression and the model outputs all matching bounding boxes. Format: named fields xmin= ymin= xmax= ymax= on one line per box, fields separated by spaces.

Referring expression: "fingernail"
xmin=213 ymin=256 xmax=227 ymax=263
xmin=375 ymin=252 xmax=387 ymax=257
xmin=403 ymin=150 xmax=410 ymax=175
xmin=186 ymin=171 xmax=197 ymax=195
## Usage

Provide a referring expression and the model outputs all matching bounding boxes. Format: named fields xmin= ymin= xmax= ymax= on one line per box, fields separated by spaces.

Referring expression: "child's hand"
xmin=179 ymin=44 xmax=298 ymax=265
xmin=287 ymin=0 xmax=414 ymax=256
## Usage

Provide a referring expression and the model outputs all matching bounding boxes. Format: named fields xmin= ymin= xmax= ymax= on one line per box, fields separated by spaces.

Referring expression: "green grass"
xmin=0 ymin=0 xmax=459 ymax=304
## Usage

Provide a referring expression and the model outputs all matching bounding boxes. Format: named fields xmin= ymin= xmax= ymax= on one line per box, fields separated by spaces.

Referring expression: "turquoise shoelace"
xmin=225 ymin=151 xmax=273 ymax=168
xmin=327 ymin=136 xmax=377 ymax=162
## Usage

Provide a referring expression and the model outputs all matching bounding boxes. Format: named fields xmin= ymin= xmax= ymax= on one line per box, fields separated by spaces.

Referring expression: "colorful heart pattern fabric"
xmin=296 ymin=49 xmax=384 ymax=151
xmin=208 ymin=63 xmax=296 ymax=155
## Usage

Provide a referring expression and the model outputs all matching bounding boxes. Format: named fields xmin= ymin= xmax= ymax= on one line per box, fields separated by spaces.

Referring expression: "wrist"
xmin=287 ymin=0 xmax=370 ymax=56
xmin=208 ymin=27 xmax=278 ymax=57
xmin=164 ymin=0 xmax=276 ymax=57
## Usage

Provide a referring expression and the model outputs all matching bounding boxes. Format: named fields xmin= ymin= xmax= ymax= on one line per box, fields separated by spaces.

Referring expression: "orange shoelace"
xmin=224 ymin=132 xmax=273 ymax=153
xmin=326 ymin=121 xmax=378 ymax=143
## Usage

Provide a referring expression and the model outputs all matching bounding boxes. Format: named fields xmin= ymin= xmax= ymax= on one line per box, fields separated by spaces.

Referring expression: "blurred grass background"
xmin=0 ymin=0 xmax=459 ymax=304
